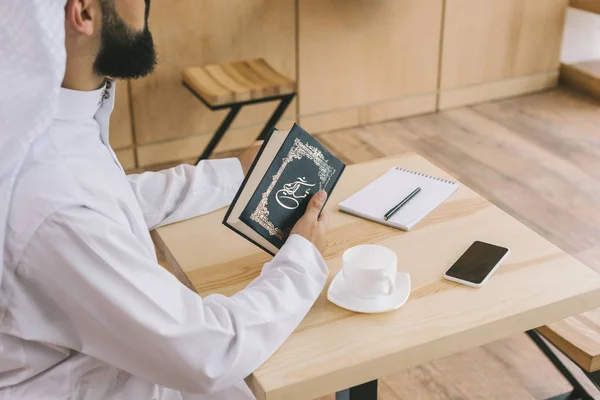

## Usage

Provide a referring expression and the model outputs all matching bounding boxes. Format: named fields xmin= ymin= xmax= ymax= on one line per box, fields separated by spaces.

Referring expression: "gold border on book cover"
xmin=250 ymin=138 xmax=336 ymax=240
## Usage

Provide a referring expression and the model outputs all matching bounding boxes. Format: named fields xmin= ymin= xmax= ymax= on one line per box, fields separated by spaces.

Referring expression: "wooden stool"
xmin=182 ymin=58 xmax=296 ymax=163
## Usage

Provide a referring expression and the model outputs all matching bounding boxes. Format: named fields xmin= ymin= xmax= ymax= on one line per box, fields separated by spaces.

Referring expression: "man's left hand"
xmin=237 ymin=141 xmax=263 ymax=175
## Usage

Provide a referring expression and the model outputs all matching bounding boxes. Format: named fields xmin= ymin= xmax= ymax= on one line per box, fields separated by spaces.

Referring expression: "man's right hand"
xmin=290 ymin=190 xmax=330 ymax=254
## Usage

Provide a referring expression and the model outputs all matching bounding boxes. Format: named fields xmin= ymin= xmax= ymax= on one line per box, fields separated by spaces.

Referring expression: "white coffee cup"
xmin=342 ymin=244 xmax=397 ymax=299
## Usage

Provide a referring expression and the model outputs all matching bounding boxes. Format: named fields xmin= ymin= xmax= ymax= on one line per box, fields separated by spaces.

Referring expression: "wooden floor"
xmin=153 ymin=86 xmax=600 ymax=399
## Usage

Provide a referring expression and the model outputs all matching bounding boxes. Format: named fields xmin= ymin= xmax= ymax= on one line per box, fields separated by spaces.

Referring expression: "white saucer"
xmin=327 ymin=271 xmax=411 ymax=313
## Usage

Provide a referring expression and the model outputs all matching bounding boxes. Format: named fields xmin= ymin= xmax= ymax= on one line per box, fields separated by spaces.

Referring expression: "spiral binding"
xmin=394 ymin=167 xmax=457 ymax=185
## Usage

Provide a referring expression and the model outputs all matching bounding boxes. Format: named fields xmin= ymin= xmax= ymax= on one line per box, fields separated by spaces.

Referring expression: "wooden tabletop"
xmin=153 ymin=154 xmax=600 ymax=400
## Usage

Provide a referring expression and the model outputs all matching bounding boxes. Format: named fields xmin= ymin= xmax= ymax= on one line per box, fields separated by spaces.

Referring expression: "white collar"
xmin=54 ymin=84 xmax=107 ymax=121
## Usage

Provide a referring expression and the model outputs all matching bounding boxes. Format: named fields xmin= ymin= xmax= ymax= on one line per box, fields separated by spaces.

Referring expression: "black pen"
xmin=383 ymin=187 xmax=422 ymax=221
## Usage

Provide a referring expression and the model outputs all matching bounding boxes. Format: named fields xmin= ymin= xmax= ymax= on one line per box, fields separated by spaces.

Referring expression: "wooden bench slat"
xmin=538 ymin=309 xmax=600 ymax=372
xmin=246 ymin=59 xmax=296 ymax=94
xmin=182 ymin=67 xmax=234 ymax=106
xmin=182 ymin=58 xmax=295 ymax=107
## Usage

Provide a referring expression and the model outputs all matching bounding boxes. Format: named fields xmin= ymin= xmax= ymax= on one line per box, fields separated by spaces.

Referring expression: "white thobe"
xmin=0 ymin=82 xmax=328 ymax=399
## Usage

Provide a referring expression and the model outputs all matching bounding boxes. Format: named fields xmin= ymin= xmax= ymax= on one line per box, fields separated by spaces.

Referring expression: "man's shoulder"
xmin=19 ymin=133 xmax=84 ymax=198
xmin=6 ymin=134 xmax=84 ymax=261
xmin=5 ymin=132 xmax=125 ymax=267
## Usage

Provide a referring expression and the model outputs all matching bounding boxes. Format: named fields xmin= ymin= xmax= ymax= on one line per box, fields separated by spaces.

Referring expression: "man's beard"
xmin=93 ymin=1 xmax=157 ymax=79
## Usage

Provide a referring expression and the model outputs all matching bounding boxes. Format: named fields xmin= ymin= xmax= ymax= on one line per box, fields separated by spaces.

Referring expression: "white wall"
xmin=561 ymin=7 xmax=600 ymax=64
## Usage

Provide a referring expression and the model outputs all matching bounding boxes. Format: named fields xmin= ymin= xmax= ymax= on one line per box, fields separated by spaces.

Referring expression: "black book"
xmin=223 ymin=123 xmax=345 ymax=255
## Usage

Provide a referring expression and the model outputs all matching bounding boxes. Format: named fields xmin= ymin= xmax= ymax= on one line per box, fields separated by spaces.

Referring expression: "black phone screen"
xmin=445 ymin=241 xmax=509 ymax=284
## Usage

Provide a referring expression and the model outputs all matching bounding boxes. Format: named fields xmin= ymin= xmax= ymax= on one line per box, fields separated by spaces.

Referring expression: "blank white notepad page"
xmin=338 ymin=167 xmax=458 ymax=230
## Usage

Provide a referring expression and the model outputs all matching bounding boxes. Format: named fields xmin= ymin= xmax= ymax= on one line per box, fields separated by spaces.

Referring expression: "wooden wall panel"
xmin=439 ymin=71 xmax=560 ymax=109
xmin=136 ymin=120 xmax=297 ymax=167
xmin=299 ymin=93 xmax=436 ymax=134
xmin=115 ymin=148 xmax=136 ymax=171
xmin=570 ymin=0 xmax=600 ymax=15
xmin=110 ymin=80 xmax=134 ymax=149
xmin=439 ymin=0 xmax=568 ymax=107
xmin=129 ymin=0 xmax=296 ymax=148
xmin=298 ymin=0 xmax=443 ymax=132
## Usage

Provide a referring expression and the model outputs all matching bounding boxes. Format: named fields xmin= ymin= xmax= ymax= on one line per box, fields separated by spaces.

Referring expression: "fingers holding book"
xmin=291 ymin=191 xmax=329 ymax=254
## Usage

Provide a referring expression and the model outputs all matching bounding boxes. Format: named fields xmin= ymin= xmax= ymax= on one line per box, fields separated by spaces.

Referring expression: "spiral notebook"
xmin=338 ymin=167 xmax=458 ymax=231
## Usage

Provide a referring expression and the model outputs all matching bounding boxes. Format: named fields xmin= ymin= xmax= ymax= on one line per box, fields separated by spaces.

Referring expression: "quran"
xmin=223 ymin=124 xmax=345 ymax=255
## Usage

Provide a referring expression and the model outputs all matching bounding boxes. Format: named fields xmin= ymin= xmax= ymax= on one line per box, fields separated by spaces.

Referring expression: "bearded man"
xmin=0 ymin=1 xmax=330 ymax=399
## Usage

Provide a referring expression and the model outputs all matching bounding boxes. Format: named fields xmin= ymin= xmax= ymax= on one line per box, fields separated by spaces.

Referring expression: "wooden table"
xmin=153 ymin=154 xmax=600 ymax=400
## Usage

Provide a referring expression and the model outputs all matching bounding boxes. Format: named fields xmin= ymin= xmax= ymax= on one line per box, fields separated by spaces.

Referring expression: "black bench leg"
xmin=527 ymin=330 xmax=595 ymax=400
xmin=547 ymin=392 xmax=588 ymax=400
xmin=336 ymin=380 xmax=378 ymax=400
xmin=257 ymin=93 xmax=295 ymax=141
xmin=196 ymin=104 xmax=242 ymax=164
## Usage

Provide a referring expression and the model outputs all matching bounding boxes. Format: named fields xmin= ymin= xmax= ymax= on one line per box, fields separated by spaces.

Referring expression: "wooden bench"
xmin=530 ymin=311 xmax=600 ymax=399
xmin=182 ymin=58 xmax=296 ymax=162
xmin=561 ymin=0 xmax=600 ymax=100
xmin=561 ymin=60 xmax=600 ymax=100
xmin=539 ymin=313 xmax=600 ymax=373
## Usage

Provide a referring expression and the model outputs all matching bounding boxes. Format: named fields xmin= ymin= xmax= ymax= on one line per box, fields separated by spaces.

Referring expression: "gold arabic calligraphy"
xmin=275 ymin=177 xmax=316 ymax=210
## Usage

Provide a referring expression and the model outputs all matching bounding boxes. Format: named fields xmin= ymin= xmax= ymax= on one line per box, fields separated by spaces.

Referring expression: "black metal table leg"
xmin=527 ymin=330 xmax=594 ymax=400
xmin=336 ymin=380 xmax=378 ymax=400
xmin=196 ymin=104 xmax=242 ymax=163
xmin=547 ymin=393 xmax=586 ymax=400
xmin=257 ymin=93 xmax=295 ymax=141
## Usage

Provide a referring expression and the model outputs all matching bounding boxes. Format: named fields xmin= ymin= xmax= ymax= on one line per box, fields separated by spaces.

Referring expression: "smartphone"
xmin=443 ymin=241 xmax=510 ymax=288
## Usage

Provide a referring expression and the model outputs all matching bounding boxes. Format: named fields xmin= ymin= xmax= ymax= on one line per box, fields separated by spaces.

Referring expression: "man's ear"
xmin=65 ymin=0 xmax=101 ymax=36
